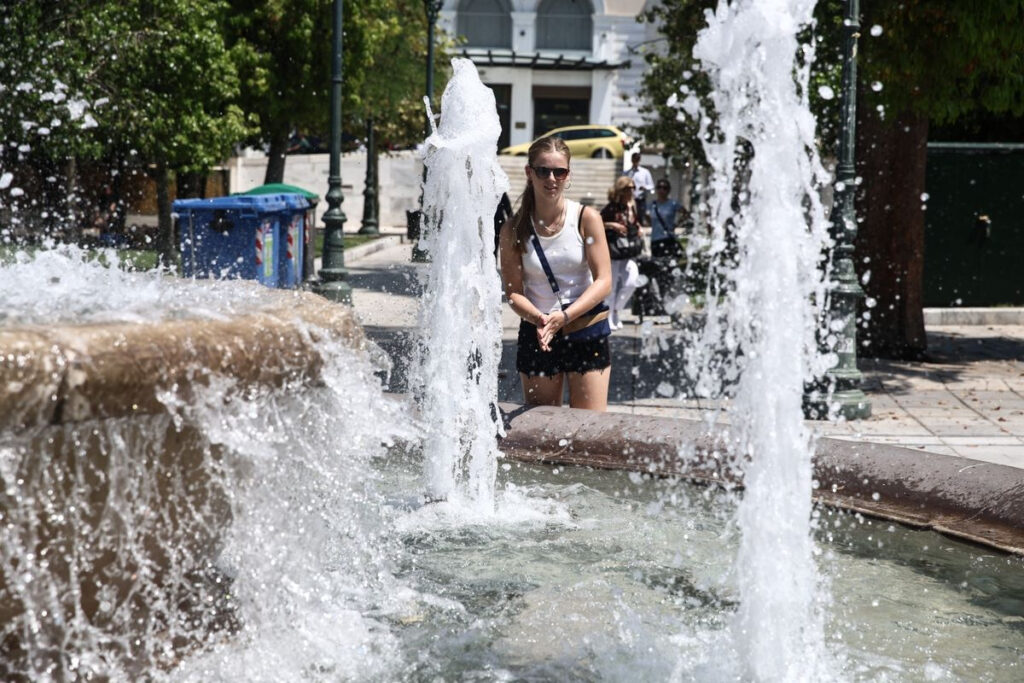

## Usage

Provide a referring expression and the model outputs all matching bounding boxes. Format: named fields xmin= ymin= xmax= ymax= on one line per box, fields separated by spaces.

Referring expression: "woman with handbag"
xmin=600 ymin=176 xmax=644 ymax=330
xmin=498 ymin=136 xmax=613 ymax=411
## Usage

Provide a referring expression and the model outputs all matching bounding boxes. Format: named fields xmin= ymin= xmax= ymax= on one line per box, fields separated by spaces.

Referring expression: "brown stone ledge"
xmin=498 ymin=403 xmax=1024 ymax=556
xmin=0 ymin=290 xmax=363 ymax=432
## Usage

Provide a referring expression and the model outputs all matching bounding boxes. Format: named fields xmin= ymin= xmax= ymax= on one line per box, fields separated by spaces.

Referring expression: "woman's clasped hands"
xmin=536 ymin=311 xmax=567 ymax=352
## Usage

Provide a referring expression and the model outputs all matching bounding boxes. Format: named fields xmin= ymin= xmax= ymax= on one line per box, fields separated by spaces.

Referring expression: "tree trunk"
xmin=154 ymin=161 xmax=176 ymax=267
xmin=264 ymin=128 xmax=289 ymax=185
xmin=177 ymin=171 xmax=206 ymax=199
xmin=63 ymin=156 xmax=80 ymax=242
xmin=854 ymin=105 xmax=929 ymax=360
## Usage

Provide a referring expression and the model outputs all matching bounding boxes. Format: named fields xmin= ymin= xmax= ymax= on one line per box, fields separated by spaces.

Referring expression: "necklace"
xmin=533 ymin=201 xmax=566 ymax=237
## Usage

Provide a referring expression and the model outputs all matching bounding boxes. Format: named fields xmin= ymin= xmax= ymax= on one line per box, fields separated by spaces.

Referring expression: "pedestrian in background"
xmin=601 ymin=176 xmax=644 ymax=330
xmin=498 ymin=136 xmax=613 ymax=410
xmin=623 ymin=152 xmax=655 ymax=225
xmin=649 ymin=179 xmax=683 ymax=259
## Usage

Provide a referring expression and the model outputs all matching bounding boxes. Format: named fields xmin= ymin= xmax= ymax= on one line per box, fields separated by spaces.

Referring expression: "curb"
xmin=498 ymin=403 xmax=1024 ymax=556
xmin=924 ymin=307 xmax=1024 ymax=326
xmin=345 ymin=234 xmax=403 ymax=262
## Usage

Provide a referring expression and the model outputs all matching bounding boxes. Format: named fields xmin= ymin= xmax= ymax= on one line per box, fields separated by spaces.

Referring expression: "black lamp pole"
xmin=359 ymin=116 xmax=380 ymax=235
xmin=809 ymin=0 xmax=870 ymax=419
xmin=315 ymin=0 xmax=352 ymax=303
xmin=411 ymin=0 xmax=443 ymax=263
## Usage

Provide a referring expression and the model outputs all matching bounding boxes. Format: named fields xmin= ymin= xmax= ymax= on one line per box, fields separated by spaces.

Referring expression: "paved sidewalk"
xmin=343 ymin=238 xmax=1024 ymax=470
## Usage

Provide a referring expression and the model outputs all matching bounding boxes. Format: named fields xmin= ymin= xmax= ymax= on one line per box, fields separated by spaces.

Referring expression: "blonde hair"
xmin=509 ymin=136 xmax=572 ymax=253
xmin=609 ymin=175 xmax=637 ymax=204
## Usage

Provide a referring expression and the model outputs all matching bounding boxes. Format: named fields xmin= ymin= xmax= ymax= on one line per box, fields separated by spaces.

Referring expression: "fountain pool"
xmin=1 ymin=250 xmax=1022 ymax=680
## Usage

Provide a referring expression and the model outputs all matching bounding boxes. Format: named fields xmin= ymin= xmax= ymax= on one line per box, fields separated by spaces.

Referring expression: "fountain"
xmin=3 ymin=4 xmax=1024 ymax=682
xmin=412 ymin=59 xmax=509 ymax=508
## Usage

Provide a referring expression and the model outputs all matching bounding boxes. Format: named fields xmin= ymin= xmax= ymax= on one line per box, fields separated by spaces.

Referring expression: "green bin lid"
xmin=239 ymin=183 xmax=319 ymax=201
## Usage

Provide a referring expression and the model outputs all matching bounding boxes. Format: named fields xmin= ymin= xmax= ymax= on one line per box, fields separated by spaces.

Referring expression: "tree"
xmin=637 ymin=1 xmax=1024 ymax=360
xmin=1 ymin=1 xmax=252 ymax=262
xmin=0 ymin=1 xmax=108 ymax=237
xmin=226 ymin=0 xmax=450 ymax=185
xmin=854 ymin=0 xmax=1024 ymax=358
xmin=89 ymin=1 xmax=251 ymax=263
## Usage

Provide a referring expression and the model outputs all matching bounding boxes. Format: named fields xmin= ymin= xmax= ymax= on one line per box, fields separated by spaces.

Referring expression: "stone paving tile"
xmin=888 ymin=391 xmax=958 ymax=405
xmin=924 ymin=421 xmax=1009 ymax=437
xmin=943 ymin=446 xmax=1024 ymax=468
xmin=939 ymin=435 xmax=1024 ymax=446
xmin=842 ymin=421 xmax=933 ymax=436
xmin=902 ymin=407 xmax=980 ymax=418
xmin=841 ymin=434 xmax=949 ymax=446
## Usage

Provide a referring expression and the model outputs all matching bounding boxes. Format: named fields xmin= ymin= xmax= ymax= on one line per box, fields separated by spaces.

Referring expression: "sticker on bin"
xmin=255 ymin=220 xmax=275 ymax=279
xmin=287 ymin=216 xmax=300 ymax=268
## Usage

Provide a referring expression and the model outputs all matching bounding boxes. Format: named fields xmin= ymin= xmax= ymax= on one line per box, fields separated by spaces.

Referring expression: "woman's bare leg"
xmin=521 ymin=373 xmax=565 ymax=406
xmin=567 ymin=367 xmax=610 ymax=411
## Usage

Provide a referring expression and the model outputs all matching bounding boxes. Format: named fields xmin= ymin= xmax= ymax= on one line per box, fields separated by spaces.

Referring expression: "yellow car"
xmin=499 ymin=125 xmax=633 ymax=159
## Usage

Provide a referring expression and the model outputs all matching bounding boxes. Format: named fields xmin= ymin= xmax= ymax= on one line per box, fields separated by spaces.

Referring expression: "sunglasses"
xmin=531 ymin=166 xmax=569 ymax=180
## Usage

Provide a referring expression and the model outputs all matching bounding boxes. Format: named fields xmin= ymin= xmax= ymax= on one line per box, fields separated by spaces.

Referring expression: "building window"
xmin=457 ymin=0 xmax=512 ymax=48
xmin=536 ymin=0 xmax=593 ymax=51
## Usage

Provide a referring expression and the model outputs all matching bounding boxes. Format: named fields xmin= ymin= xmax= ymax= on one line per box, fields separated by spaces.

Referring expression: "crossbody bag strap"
xmin=529 ymin=226 xmax=568 ymax=312
xmin=653 ymin=203 xmax=667 ymax=231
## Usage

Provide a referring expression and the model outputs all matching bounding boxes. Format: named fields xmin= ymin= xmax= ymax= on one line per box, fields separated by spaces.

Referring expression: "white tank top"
xmin=521 ymin=200 xmax=592 ymax=314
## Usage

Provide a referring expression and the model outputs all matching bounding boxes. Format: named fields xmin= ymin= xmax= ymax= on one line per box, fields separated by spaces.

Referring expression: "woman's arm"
xmin=498 ymin=221 xmax=545 ymax=327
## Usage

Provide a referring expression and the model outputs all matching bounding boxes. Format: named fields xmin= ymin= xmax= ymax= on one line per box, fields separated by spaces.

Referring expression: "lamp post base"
xmin=313 ymin=271 xmax=352 ymax=304
xmin=804 ymin=390 xmax=872 ymax=421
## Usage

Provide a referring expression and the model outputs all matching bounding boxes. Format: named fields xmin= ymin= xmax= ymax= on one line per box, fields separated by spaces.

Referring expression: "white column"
xmin=511 ymin=11 xmax=535 ymax=52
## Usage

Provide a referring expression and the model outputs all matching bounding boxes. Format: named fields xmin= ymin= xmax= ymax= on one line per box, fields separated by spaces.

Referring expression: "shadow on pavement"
xmin=347 ymin=263 xmax=423 ymax=298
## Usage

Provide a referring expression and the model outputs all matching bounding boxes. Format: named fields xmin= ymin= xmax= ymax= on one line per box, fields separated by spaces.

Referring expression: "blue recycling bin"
xmin=174 ymin=195 xmax=287 ymax=288
xmin=239 ymin=185 xmax=319 ymax=284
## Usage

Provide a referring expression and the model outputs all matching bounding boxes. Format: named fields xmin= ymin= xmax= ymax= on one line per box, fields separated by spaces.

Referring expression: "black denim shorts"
xmin=516 ymin=320 xmax=611 ymax=377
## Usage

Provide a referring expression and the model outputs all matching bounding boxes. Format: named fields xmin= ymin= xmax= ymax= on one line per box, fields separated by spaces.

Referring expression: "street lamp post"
xmin=809 ymin=0 xmax=871 ymax=419
xmin=359 ymin=116 xmax=379 ymax=235
xmin=314 ymin=0 xmax=352 ymax=304
xmin=410 ymin=0 xmax=444 ymax=263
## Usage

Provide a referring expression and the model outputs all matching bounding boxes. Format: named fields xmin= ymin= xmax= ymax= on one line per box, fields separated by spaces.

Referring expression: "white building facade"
xmin=441 ymin=0 xmax=659 ymax=150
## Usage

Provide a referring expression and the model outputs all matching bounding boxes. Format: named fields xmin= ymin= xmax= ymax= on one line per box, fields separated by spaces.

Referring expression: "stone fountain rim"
xmin=497 ymin=402 xmax=1024 ymax=557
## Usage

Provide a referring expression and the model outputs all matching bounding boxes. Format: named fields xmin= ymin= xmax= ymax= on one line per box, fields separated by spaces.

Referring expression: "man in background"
xmin=623 ymin=152 xmax=654 ymax=225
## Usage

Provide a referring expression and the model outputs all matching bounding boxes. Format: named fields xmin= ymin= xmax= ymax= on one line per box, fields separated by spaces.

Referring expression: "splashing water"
xmin=686 ymin=0 xmax=835 ymax=678
xmin=413 ymin=58 xmax=510 ymax=509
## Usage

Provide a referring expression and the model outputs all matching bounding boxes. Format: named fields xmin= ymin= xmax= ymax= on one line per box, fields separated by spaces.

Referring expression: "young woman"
xmin=498 ymin=136 xmax=613 ymax=411
xmin=600 ymin=176 xmax=643 ymax=330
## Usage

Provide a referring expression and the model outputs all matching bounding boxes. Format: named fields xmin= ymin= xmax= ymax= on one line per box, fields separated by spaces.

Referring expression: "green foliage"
xmin=92 ymin=0 xmax=252 ymax=173
xmin=858 ymin=0 xmax=1024 ymax=125
xmin=636 ymin=1 xmax=1024 ymax=161
xmin=226 ymin=0 xmax=451 ymax=150
xmin=635 ymin=0 xmax=844 ymax=165
xmin=1 ymin=1 xmax=250 ymax=177
xmin=0 ymin=2 xmax=108 ymax=164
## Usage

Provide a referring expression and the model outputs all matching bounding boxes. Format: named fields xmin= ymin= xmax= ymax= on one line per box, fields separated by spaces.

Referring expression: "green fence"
xmin=924 ymin=143 xmax=1024 ymax=307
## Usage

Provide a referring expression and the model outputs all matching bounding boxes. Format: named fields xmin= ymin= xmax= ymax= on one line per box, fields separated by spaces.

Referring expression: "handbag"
xmin=608 ymin=230 xmax=644 ymax=260
xmin=604 ymin=203 xmax=643 ymax=260
xmin=529 ymin=212 xmax=611 ymax=342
